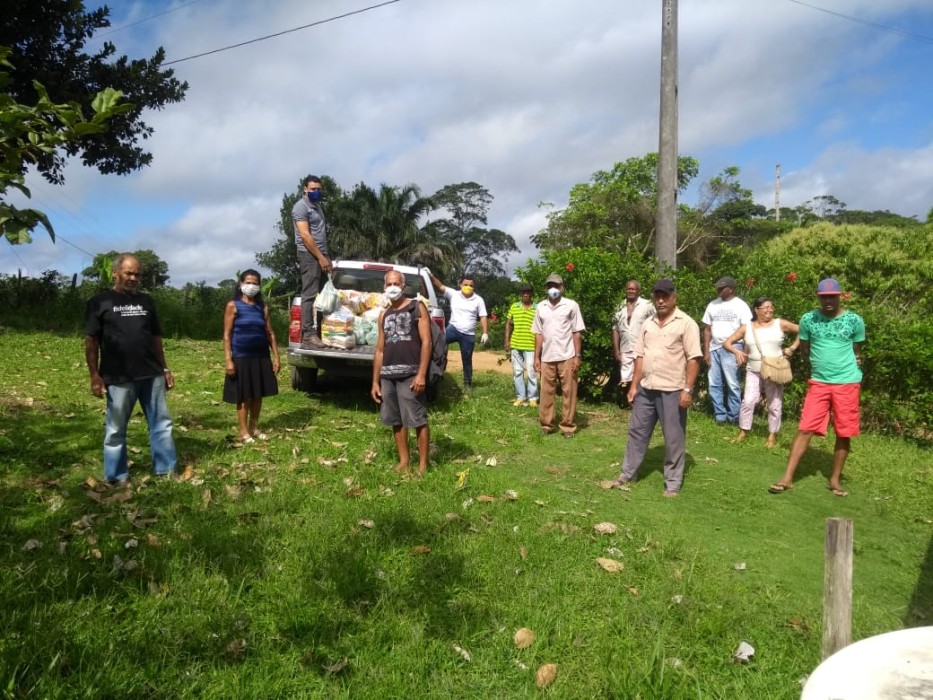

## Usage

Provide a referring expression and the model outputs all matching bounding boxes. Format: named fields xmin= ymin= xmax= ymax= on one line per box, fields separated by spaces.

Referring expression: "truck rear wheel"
xmin=291 ymin=366 xmax=318 ymax=392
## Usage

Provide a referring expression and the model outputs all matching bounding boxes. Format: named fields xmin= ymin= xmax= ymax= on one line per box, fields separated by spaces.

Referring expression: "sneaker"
xmin=528 ymin=399 xmax=538 ymax=408
xmin=300 ymin=335 xmax=325 ymax=349
xmin=512 ymin=399 xmax=526 ymax=407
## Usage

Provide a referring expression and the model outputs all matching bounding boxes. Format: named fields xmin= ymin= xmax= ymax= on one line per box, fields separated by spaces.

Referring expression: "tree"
xmin=0 ymin=0 xmax=187 ymax=184
xmin=0 ymin=46 xmax=130 ymax=244
xmin=532 ymin=153 xmax=699 ymax=256
xmin=82 ymin=249 xmax=169 ymax=289
xmin=331 ymin=182 xmax=459 ymax=269
xmin=428 ymin=182 xmax=519 ymax=279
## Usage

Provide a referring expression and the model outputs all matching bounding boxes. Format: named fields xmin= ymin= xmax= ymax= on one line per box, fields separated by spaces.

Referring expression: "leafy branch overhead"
xmin=0 ymin=46 xmax=132 ymax=245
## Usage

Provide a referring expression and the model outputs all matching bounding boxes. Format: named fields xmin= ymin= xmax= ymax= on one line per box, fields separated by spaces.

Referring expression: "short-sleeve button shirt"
xmin=532 ymin=297 xmax=586 ymax=362
xmin=635 ymin=308 xmax=702 ymax=391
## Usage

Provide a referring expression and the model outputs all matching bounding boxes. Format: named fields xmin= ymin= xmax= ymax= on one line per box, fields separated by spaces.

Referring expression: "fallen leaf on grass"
xmin=105 ymin=488 xmax=134 ymax=504
xmin=627 ymin=585 xmax=640 ymax=596
xmin=514 ymin=627 xmax=536 ymax=649
xmin=596 ymin=557 xmax=623 ymax=573
xmin=125 ymin=538 xmax=138 ymax=549
xmin=225 ymin=638 xmax=247 ymax=660
xmin=477 ymin=495 xmax=496 ymax=503
xmin=461 ymin=498 xmax=473 ymax=509
xmin=787 ymin=617 xmax=811 ymax=634
xmin=345 ymin=485 xmax=365 ymax=498
xmin=732 ymin=641 xmax=755 ymax=663
xmin=503 ymin=489 xmax=518 ymax=501
xmin=323 ymin=657 xmax=348 ymax=675
xmin=357 ymin=519 xmax=375 ymax=529
xmin=535 ymin=663 xmax=557 ymax=689
xmin=672 ymin=595 xmax=684 ymax=604
xmin=146 ymin=533 xmax=161 ymax=547
xmin=73 ymin=515 xmax=96 ymax=532
xmin=22 ymin=539 xmax=43 ymax=552
xmin=455 ymin=468 xmax=470 ymax=490
xmin=111 ymin=555 xmax=138 ymax=574
xmin=703 ymin=456 xmax=719 ymax=464
xmin=225 ymin=485 xmax=242 ymax=500
xmin=485 ymin=456 xmax=498 ymax=467
xmin=734 ymin=562 xmax=747 ymax=571
xmin=201 ymin=489 xmax=212 ymax=508
xmin=452 ymin=644 xmax=471 ymax=662
xmin=519 ymin=546 xmax=528 ymax=560
xmin=605 ymin=547 xmax=624 ymax=558
xmin=179 ymin=465 xmax=196 ymax=482
xmin=318 ymin=457 xmax=336 ymax=468
xmin=363 ymin=449 xmax=377 ymax=465
xmin=544 ymin=466 xmax=562 ymax=475
xmin=47 ymin=494 xmax=64 ymax=512
xmin=593 ymin=522 xmax=618 ymax=535
xmin=128 ymin=446 xmax=142 ymax=455
xmin=90 ymin=548 xmax=102 ymax=559
xmin=411 ymin=545 xmax=431 ymax=555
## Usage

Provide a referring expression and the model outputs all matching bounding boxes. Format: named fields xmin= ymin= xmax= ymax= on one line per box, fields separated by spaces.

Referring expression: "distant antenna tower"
xmin=775 ymin=164 xmax=781 ymax=222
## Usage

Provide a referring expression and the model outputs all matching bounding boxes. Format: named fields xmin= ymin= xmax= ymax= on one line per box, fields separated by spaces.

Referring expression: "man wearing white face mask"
xmin=372 ymin=271 xmax=432 ymax=477
xmin=427 ymin=271 xmax=488 ymax=390
xmin=532 ymin=273 xmax=585 ymax=438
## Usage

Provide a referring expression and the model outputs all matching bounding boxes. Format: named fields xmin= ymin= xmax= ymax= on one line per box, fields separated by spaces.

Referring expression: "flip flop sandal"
xmin=768 ymin=483 xmax=793 ymax=494
xmin=828 ymin=486 xmax=849 ymax=497
xmin=240 ymin=435 xmax=255 ymax=445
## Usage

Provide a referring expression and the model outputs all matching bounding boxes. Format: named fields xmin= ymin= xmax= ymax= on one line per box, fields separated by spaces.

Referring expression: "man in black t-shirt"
xmin=85 ymin=254 xmax=177 ymax=484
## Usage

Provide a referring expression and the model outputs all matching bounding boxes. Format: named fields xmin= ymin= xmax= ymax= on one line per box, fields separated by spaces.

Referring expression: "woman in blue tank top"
xmin=223 ymin=270 xmax=280 ymax=443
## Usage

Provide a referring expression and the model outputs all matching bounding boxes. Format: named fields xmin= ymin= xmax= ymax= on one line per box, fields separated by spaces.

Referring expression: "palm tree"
xmin=331 ymin=183 xmax=461 ymax=273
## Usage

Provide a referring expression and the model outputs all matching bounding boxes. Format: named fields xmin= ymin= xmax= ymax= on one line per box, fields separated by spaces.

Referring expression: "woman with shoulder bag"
xmin=723 ymin=297 xmax=799 ymax=448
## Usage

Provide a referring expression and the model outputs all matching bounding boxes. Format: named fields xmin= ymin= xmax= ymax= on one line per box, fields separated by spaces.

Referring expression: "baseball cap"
xmin=520 ymin=282 xmax=533 ymax=293
xmin=652 ymin=279 xmax=676 ymax=294
xmin=816 ymin=278 xmax=842 ymax=295
xmin=545 ymin=273 xmax=564 ymax=286
xmin=714 ymin=276 xmax=737 ymax=289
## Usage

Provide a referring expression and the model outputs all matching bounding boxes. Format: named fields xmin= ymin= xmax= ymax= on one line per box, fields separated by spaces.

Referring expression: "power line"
xmin=787 ymin=0 xmax=933 ymax=45
xmin=164 ymin=0 xmax=401 ymax=66
xmin=98 ymin=0 xmax=208 ymax=38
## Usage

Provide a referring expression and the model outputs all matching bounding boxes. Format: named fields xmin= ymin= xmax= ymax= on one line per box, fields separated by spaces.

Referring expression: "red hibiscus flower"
xmin=785 ymin=272 xmax=797 ymax=282
xmin=565 ymin=263 xmax=575 ymax=271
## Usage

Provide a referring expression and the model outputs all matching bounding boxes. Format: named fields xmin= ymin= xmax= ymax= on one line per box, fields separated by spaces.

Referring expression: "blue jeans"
xmin=511 ymin=349 xmax=538 ymax=400
xmin=445 ymin=325 xmax=476 ymax=386
xmin=708 ymin=346 xmax=742 ymax=423
xmin=104 ymin=376 xmax=177 ymax=482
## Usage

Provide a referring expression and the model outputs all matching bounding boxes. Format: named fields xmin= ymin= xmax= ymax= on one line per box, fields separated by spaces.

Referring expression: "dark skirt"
xmin=223 ymin=356 xmax=279 ymax=404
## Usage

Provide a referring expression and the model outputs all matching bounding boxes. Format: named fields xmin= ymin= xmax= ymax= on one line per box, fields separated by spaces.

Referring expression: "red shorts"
xmin=798 ymin=381 xmax=860 ymax=438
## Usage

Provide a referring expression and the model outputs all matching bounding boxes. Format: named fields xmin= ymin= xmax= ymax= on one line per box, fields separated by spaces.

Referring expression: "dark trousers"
xmin=620 ymin=387 xmax=688 ymax=494
xmin=297 ymin=249 xmax=322 ymax=336
xmin=445 ymin=325 xmax=476 ymax=385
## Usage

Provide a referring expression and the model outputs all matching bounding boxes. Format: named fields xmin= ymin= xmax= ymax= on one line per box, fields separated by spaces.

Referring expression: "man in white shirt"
xmin=428 ymin=271 xmax=488 ymax=389
xmin=612 ymin=280 xmax=656 ymax=393
xmin=533 ymin=273 xmax=586 ymax=438
xmin=702 ymin=276 xmax=752 ymax=424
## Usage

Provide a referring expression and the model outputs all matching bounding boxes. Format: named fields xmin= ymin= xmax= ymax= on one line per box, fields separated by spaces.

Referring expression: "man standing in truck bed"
xmin=292 ymin=175 xmax=332 ymax=349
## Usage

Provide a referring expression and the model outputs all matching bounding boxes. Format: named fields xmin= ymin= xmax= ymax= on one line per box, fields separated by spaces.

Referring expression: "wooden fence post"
xmin=822 ymin=517 xmax=854 ymax=659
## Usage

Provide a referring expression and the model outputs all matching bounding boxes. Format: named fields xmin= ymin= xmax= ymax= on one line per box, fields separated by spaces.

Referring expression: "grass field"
xmin=1 ymin=330 xmax=931 ymax=698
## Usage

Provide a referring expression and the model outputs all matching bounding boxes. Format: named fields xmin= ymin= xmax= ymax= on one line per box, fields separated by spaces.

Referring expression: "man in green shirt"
xmin=769 ymin=278 xmax=866 ymax=497
xmin=505 ymin=283 xmax=538 ymax=407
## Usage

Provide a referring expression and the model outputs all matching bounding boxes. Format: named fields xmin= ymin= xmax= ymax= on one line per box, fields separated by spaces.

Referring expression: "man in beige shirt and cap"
xmin=532 ymin=273 xmax=585 ymax=437
xmin=612 ymin=279 xmax=701 ymax=496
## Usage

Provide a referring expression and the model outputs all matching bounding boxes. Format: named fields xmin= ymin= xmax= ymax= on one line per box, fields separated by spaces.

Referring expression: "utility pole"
xmin=655 ymin=0 xmax=679 ymax=269
xmin=775 ymin=163 xmax=781 ymax=222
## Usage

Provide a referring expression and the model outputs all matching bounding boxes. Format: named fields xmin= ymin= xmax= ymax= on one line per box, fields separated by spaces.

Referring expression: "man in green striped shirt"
xmin=505 ymin=283 xmax=538 ymax=407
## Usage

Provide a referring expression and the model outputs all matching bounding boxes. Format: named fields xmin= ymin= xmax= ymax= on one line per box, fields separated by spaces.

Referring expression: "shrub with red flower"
xmin=565 ymin=263 xmax=575 ymax=272
xmin=842 ymin=291 xmax=851 ymax=301
xmin=785 ymin=272 xmax=797 ymax=282
xmin=489 ymin=313 xmax=498 ymax=323
xmin=745 ymin=277 xmax=756 ymax=288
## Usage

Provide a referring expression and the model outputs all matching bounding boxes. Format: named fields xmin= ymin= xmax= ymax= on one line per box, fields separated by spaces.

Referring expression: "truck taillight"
xmin=289 ymin=303 xmax=302 ymax=344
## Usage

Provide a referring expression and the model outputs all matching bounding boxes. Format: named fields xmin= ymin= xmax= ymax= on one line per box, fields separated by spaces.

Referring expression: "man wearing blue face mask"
xmin=292 ymin=175 xmax=332 ymax=349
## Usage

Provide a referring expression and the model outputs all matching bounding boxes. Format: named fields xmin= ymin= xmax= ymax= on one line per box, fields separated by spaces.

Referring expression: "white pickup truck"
xmin=286 ymin=261 xmax=447 ymax=396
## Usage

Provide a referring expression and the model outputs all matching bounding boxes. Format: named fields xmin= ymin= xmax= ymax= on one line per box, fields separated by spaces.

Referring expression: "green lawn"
xmin=1 ymin=331 xmax=931 ymax=698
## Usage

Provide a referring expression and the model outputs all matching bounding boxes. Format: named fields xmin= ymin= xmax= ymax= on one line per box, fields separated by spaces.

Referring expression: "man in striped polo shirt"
xmin=505 ymin=283 xmax=538 ymax=407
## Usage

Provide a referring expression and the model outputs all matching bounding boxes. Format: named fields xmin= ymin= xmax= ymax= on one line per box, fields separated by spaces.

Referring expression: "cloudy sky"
xmin=6 ymin=0 xmax=933 ymax=286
